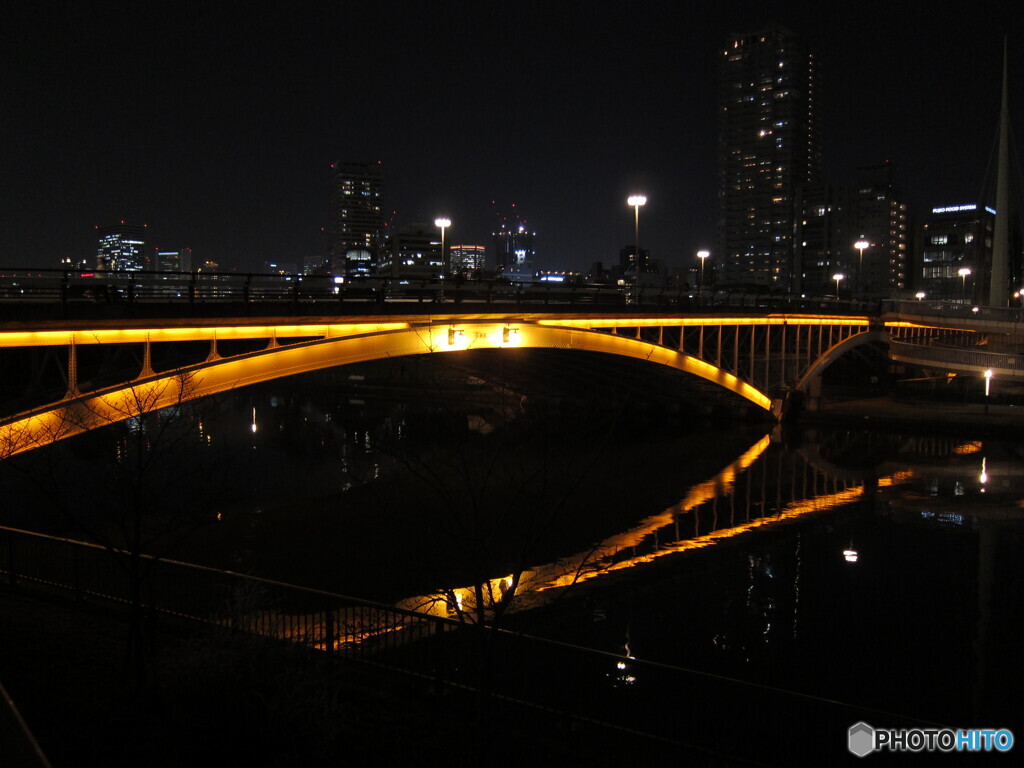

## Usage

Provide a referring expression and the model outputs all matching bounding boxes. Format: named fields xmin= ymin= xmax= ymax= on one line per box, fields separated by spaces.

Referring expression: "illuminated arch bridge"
xmin=0 ymin=311 xmax=880 ymax=456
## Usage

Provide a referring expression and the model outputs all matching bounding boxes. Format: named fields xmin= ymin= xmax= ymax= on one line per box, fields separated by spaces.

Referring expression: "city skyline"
xmin=2 ymin=2 xmax=1021 ymax=275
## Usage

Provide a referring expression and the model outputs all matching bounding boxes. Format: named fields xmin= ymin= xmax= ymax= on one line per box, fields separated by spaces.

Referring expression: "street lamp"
xmin=833 ymin=273 xmax=844 ymax=300
xmin=915 ymin=291 xmax=926 ymax=301
xmin=984 ymin=368 xmax=993 ymax=415
xmin=958 ymin=267 xmax=971 ymax=304
xmin=697 ymin=250 xmax=710 ymax=301
xmin=627 ymin=195 xmax=646 ymax=302
xmin=434 ymin=218 xmax=451 ymax=275
xmin=854 ymin=239 xmax=869 ymax=296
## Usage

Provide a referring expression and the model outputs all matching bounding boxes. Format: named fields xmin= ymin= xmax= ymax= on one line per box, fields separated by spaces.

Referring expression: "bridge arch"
xmin=794 ymin=330 xmax=890 ymax=393
xmin=1 ymin=321 xmax=777 ymax=457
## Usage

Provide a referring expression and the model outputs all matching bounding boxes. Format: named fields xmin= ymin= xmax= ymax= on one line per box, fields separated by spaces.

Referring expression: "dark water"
xmin=3 ymin=362 xmax=1022 ymax=751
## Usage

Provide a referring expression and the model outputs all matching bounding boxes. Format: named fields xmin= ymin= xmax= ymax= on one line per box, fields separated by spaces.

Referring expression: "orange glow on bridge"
xmin=0 ymin=313 xmax=881 ymax=456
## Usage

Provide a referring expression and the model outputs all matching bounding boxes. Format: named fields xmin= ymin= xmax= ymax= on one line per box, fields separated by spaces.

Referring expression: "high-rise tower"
xmin=329 ymin=161 xmax=384 ymax=278
xmin=716 ymin=25 xmax=823 ymax=291
xmin=96 ymin=222 xmax=147 ymax=272
xmin=492 ymin=207 xmax=535 ymax=282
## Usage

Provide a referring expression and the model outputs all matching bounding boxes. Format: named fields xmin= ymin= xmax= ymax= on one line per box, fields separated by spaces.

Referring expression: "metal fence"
xmin=0 ymin=267 xmax=869 ymax=315
xmin=0 ymin=524 xmax=941 ymax=761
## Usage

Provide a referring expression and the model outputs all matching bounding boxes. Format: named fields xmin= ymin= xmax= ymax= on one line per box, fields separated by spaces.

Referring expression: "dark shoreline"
xmin=792 ymin=395 xmax=1024 ymax=438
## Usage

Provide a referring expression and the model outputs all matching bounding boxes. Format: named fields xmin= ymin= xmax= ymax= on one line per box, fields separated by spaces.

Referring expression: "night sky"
xmin=2 ymin=1 xmax=1022 ymax=274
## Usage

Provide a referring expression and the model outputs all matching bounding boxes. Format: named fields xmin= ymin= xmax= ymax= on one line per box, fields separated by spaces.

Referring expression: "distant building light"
xmin=931 ymin=204 xmax=977 ymax=214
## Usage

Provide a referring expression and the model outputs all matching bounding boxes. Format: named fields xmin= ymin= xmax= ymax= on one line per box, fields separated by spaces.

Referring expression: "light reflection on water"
xmin=5 ymin=374 xmax=1022 ymax=730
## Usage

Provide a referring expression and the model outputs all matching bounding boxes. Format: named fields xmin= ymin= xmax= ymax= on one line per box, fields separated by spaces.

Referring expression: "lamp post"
xmin=627 ymin=195 xmax=646 ymax=303
xmin=697 ymin=250 xmax=710 ymax=303
xmin=984 ymin=368 xmax=993 ymax=415
xmin=833 ymin=273 xmax=844 ymax=301
xmin=915 ymin=291 xmax=926 ymax=301
xmin=958 ymin=267 xmax=971 ymax=305
xmin=435 ymin=218 xmax=450 ymax=301
xmin=434 ymin=218 xmax=451 ymax=275
xmin=854 ymin=239 xmax=869 ymax=297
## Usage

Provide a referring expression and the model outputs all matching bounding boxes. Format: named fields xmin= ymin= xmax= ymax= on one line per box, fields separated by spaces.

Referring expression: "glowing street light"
xmin=959 ymin=267 xmax=971 ymax=304
xmin=984 ymin=368 xmax=993 ymax=415
xmin=854 ymin=239 xmax=869 ymax=295
xmin=627 ymin=195 xmax=646 ymax=302
xmin=697 ymin=250 xmax=710 ymax=300
xmin=434 ymin=217 xmax=451 ymax=276
xmin=915 ymin=291 xmax=926 ymax=301
xmin=833 ymin=273 xmax=844 ymax=300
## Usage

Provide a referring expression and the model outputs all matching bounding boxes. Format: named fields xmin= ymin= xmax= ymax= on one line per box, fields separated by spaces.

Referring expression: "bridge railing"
xmin=890 ymin=339 xmax=1024 ymax=374
xmin=0 ymin=268 xmax=871 ymax=314
xmin=0 ymin=524 xmax=935 ymax=760
xmin=886 ymin=299 xmax=1024 ymax=325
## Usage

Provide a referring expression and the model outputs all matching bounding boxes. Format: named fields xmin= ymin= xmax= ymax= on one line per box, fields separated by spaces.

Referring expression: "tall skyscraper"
xmin=493 ymin=212 xmax=535 ymax=281
xmin=716 ymin=25 xmax=823 ymax=291
xmin=96 ymin=222 xmax=147 ymax=271
xmin=329 ymin=161 xmax=384 ymax=278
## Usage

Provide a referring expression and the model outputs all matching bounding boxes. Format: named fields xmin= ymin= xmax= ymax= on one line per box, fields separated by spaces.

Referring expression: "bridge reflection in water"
xmin=225 ymin=429 xmax=928 ymax=645
xmin=0 ymin=429 xmax=1008 ymax=757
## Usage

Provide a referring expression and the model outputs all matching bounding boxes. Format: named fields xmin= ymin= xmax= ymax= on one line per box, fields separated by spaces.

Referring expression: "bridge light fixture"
xmin=502 ymin=327 xmax=520 ymax=344
xmin=832 ymin=273 xmax=844 ymax=299
xmin=447 ymin=327 xmax=464 ymax=346
xmin=843 ymin=547 xmax=858 ymax=563
xmin=915 ymin=291 xmax=925 ymax=301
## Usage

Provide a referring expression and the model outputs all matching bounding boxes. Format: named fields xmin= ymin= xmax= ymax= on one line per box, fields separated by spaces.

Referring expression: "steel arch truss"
xmin=0 ymin=314 xmax=871 ymax=456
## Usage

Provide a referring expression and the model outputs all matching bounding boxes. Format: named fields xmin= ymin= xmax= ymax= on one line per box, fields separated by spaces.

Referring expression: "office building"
xmin=851 ymin=163 xmax=908 ymax=298
xmin=155 ymin=248 xmax=193 ymax=273
xmin=449 ymin=245 xmax=486 ymax=277
xmin=96 ymin=222 xmax=147 ymax=271
xmin=716 ymin=25 xmax=823 ymax=291
xmin=919 ymin=204 xmax=995 ymax=303
xmin=329 ymin=161 xmax=384 ymax=278
xmin=379 ymin=223 xmax=445 ymax=281
xmin=793 ymin=183 xmax=848 ymax=296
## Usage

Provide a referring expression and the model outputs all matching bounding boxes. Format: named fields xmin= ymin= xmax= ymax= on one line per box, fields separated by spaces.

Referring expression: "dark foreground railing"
xmin=0 ymin=678 xmax=52 ymax=768
xmin=0 ymin=267 xmax=868 ymax=316
xmin=0 ymin=525 xmax=943 ymax=761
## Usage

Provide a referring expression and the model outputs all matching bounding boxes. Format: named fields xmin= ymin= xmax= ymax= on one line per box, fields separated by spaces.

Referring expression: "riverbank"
xmin=797 ymin=394 xmax=1024 ymax=436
